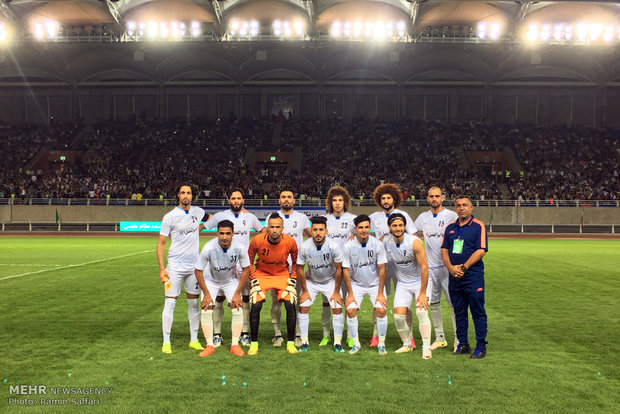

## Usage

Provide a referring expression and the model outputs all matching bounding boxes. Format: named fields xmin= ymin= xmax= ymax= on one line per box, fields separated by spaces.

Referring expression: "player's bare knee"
xmin=332 ymin=308 xmax=342 ymax=315
xmin=375 ymin=308 xmax=386 ymax=318
xmin=347 ymin=309 xmax=357 ymax=318
xmin=299 ymin=306 xmax=310 ymax=314
xmin=393 ymin=307 xmax=408 ymax=316
xmin=186 ymin=293 xmax=199 ymax=299
xmin=165 ymin=295 xmax=179 ymax=300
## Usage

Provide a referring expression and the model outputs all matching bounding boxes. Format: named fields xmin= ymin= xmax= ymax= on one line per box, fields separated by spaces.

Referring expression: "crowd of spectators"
xmin=0 ymin=118 xmax=617 ymax=202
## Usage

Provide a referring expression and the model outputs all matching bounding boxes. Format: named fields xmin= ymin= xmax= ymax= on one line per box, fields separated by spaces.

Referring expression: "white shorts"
xmin=347 ymin=283 xmax=387 ymax=310
xmin=203 ymin=277 xmax=239 ymax=303
xmin=428 ymin=266 xmax=451 ymax=306
xmin=300 ymin=279 xmax=341 ymax=309
xmin=393 ymin=281 xmax=423 ymax=309
xmin=165 ymin=269 xmax=200 ymax=297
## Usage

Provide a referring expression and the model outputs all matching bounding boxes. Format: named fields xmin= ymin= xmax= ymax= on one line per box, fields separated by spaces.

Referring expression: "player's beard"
xmin=281 ymin=204 xmax=293 ymax=214
xmin=382 ymin=203 xmax=394 ymax=212
xmin=231 ymin=202 xmax=243 ymax=213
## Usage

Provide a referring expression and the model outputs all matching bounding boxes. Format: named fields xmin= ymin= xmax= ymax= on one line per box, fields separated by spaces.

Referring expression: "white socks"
xmin=333 ymin=313 xmax=344 ymax=345
xmin=416 ymin=307 xmax=432 ymax=349
xmin=298 ymin=312 xmax=310 ymax=343
xmin=377 ymin=315 xmax=388 ymax=345
xmin=430 ymin=302 xmax=445 ymax=341
xmin=321 ymin=299 xmax=331 ymax=337
xmin=394 ymin=313 xmax=410 ymax=345
xmin=201 ymin=309 xmax=214 ymax=345
xmin=242 ymin=300 xmax=250 ymax=333
xmin=347 ymin=316 xmax=360 ymax=346
xmin=187 ymin=298 xmax=200 ymax=343
xmin=162 ymin=298 xmax=177 ymax=344
xmin=212 ymin=300 xmax=225 ymax=335
xmin=231 ymin=307 xmax=243 ymax=345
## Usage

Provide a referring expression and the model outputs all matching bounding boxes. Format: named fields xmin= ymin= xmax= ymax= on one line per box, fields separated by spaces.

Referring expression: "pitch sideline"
xmin=0 ymin=250 xmax=155 ymax=281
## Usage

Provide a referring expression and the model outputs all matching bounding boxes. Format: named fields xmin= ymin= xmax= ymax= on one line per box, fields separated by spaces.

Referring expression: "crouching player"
xmin=296 ymin=216 xmax=345 ymax=353
xmin=194 ymin=220 xmax=250 ymax=357
xmin=342 ymin=215 xmax=389 ymax=355
xmin=384 ymin=213 xmax=432 ymax=358
xmin=244 ymin=213 xmax=299 ymax=355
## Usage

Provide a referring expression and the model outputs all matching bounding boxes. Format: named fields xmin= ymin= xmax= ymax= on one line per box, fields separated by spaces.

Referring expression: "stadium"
xmin=0 ymin=0 xmax=618 ymax=412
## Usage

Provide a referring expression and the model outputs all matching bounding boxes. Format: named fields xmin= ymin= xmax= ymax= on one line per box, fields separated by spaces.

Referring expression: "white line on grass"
xmin=0 ymin=250 xmax=155 ymax=281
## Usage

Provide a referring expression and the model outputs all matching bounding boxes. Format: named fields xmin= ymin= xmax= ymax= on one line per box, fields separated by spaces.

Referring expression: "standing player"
xmin=342 ymin=215 xmax=389 ymax=355
xmin=203 ymin=189 xmax=264 ymax=347
xmin=384 ymin=213 xmax=432 ymax=358
xmin=157 ymin=184 xmax=206 ymax=354
xmin=245 ymin=213 xmax=299 ymax=355
xmin=324 ymin=185 xmax=356 ymax=347
xmin=441 ymin=196 xmax=488 ymax=359
xmin=194 ymin=220 xmax=250 ymax=357
xmin=369 ymin=183 xmax=416 ymax=348
xmin=296 ymin=216 xmax=345 ymax=353
xmin=270 ymin=190 xmax=312 ymax=347
xmin=414 ymin=186 xmax=459 ymax=351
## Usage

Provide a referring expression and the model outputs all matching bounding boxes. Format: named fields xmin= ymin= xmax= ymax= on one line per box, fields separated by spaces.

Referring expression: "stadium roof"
xmin=2 ymin=1 xmax=620 ymax=32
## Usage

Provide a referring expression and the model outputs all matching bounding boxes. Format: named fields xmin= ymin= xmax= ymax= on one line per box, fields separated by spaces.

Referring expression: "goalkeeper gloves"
xmin=249 ymin=278 xmax=266 ymax=304
xmin=281 ymin=278 xmax=297 ymax=304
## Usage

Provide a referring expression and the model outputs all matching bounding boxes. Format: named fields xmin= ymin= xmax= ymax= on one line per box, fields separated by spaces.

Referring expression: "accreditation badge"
xmin=452 ymin=239 xmax=464 ymax=254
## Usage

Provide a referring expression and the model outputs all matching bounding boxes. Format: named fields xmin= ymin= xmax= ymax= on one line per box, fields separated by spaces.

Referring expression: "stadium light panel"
xmin=127 ymin=21 xmax=136 ymax=36
xmin=553 ymin=23 xmax=564 ymax=41
xmin=603 ymin=25 xmax=614 ymax=43
xmin=250 ymin=20 xmax=258 ymax=36
xmin=540 ymin=24 xmax=551 ymax=42
xmin=489 ymin=23 xmax=500 ymax=40
xmin=147 ymin=21 xmax=158 ymax=38
xmin=138 ymin=22 xmax=146 ymax=37
xmin=477 ymin=22 xmax=487 ymax=39
xmin=526 ymin=23 xmax=538 ymax=43
xmin=0 ymin=23 xmax=7 ymax=42
xmin=191 ymin=21 xmax=200 ymax=37
xmin=45 ymin=21 xmax=59 ymax=39
xmin=589 ymin=23 xmax=603 ymax=41
xmin=170 ymin=21 xmax=180 ymax=38
xmin=576 ymin=23 xmax=588 ymax=41
xmin=160 ymin=22 xmax=169 ymax=38
xmin=294 ymin=21 xmax=303 ymax=36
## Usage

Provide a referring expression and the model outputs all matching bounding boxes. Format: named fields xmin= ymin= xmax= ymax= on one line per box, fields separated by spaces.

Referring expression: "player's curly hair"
xmin=326 ymin=186 xmax=351 ymax=214
xmin=175 ymin=183 xmax=194 ymax=201
xmin=373 ymin=183 xmax=403 ymax=209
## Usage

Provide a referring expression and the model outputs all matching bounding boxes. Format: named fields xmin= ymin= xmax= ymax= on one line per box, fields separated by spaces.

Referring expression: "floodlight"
xmin=526 ymin=23 xmax=538 ymax=43
xmin=138 ymin=22 xmax=146 ymax=37
xmin=147 ymin=21 xmax=158 ymax=38
xmin=160 ymin=22 xmax=169 ymax=38
xmin=553 ymin=23 xmax=564 ymax=41
xmin=540 ymin=24 xmax=551 ymax=42
xmin=489 ymin=23 xmax=500 ymax=40
xmin=294 ymin=21 xmax=303 ymax=36
xmin=127 ymin=21 xmax=136 ymax=36
xmin=344 ymin=21 xmax=351 ymax=36
xmin=34 ymin=23 xmax=44 ymax=39
xmin=46 ymin=21 xmax=58 ymax=38
xmin=250 ymin=20 xmax=258 ymax=36
xmin=564 ymin=25 xmax=573 ymax=41
xmin=191 ymin=21 xmax=200 ymax=37
xmin=0 ymin=23 xmax=7 ymax=42
xmin=589 ymin=23 xmax=603 ymax=41
xmin=353 ymin=21 xmax=362 ymax=37
xmin=170 ymin=21 xmax=180 ymax=38
xmin=603 ymin=25 xmax=613 ymax=43
xmin=576 ymin=23 xmax=588 ymax=41
xmin=477 ymin=22 xmax=487 ymax=39
xmin=397 ymin=21 xmax=406 ymax=37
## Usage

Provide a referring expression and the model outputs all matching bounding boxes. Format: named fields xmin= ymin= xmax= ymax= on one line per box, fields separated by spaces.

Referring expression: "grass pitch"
xmin=0 ymin=236 xmax=618 ymax=413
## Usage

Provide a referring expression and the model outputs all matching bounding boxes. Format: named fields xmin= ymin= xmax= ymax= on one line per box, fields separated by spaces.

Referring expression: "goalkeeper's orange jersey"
xmin=248 ymin=233 xmax=298 ymax=278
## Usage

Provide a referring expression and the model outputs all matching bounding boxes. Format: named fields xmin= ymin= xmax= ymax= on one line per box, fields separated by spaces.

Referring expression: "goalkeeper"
xmin=237 ymin=213 xmax=299 ymax=355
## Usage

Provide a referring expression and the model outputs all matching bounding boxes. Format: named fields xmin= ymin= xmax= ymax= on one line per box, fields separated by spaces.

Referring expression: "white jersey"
xmin=369 ymin=209 xmax=417 ymax=240
xmin=195 ymin=239 xmax=251 ymax=283
xmin=384 ymin=233 xmax=422 ymax=284
xmin=413 ymin=208 xmax=458 ymax=268
xmin=204 ymin=209 xmax=263 ymax=249
xmin=342 ymin=236 xmax=387 ymax=288
xmin=297 ymin=238 xmax=343 ymax=284
xmin=325 ymin=212 xmax=356 ymax=248
xmin=160 ymin=206 xmax=206 ymax=272
xmin=278 ymin=210 xmax=310 ymax=248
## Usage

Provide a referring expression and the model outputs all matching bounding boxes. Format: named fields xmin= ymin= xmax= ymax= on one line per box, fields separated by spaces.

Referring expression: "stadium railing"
xmin=1 ymin=222 xmax=617 ymax=234
xmin=1 ymin=198 xmax=618 ymax=208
